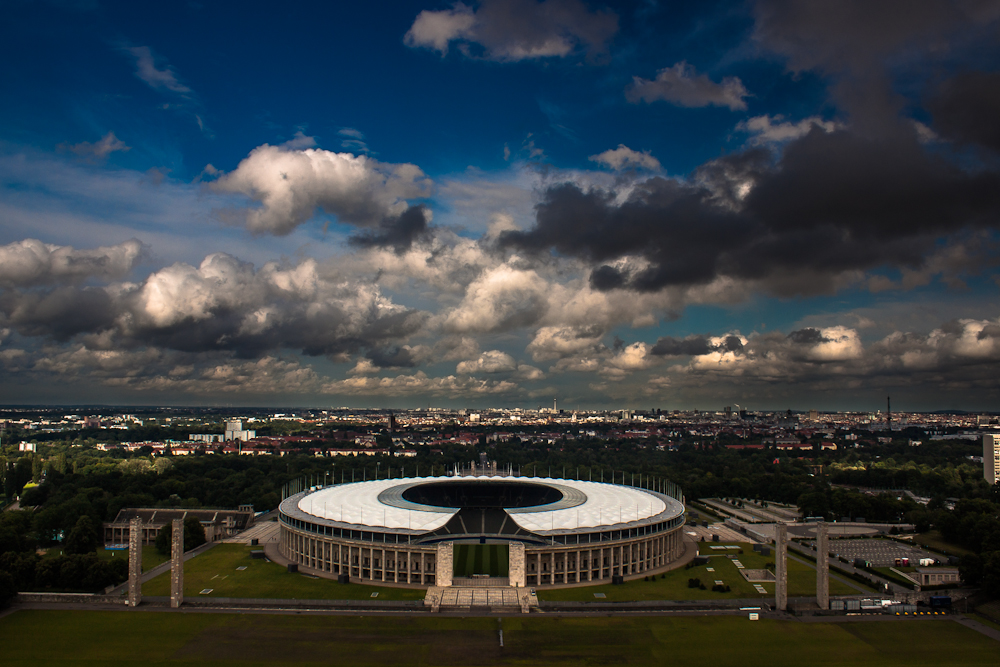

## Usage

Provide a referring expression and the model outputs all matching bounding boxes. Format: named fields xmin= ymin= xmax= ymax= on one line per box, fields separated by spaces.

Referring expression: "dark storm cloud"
xmin=927 ymin=70 xmax=1000 ymax=153
xmin=650 ymin=335 xmax=711 ymax=357
xmin=787 ymin=328 xmax=828 ymax=345
xmin=349 ymin=205 xmax=432 ymax=253
xmin=366 ymin=346 xmax=420 ymax=369
xmin=502 ymin=127 xmax=1000 ymax=294
xmin=752 ymin=0 xmax=989 ymax=74
xmin=0 ymin=287 xmax=116 ymax=341
xmin=752 ymin=0 xmax=1000 ymax=132
xmin=650 ymin=334 xmax=743 ymax=357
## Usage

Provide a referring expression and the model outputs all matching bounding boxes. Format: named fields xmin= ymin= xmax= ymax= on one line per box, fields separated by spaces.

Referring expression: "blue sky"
xmin=1 ymin=0 xmax=999 ymax=410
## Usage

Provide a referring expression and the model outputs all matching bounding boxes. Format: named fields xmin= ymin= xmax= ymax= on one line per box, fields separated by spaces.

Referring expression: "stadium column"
xmin=127 ymin=517 xmax=142 ymax=607
xmin=817 ymin=522 xmax=829 ymax=609
xmin=775 ymin=523 xmax=788 ymax=611
xmin=170 ymin=518 xmax=183 ymax=608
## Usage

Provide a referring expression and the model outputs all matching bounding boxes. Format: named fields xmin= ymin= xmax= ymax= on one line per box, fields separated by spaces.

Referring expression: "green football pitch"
xmin=453 ymin=544 xmax=509 ymax=577
xmin=1 ymin=610 xmax=997 ymax=666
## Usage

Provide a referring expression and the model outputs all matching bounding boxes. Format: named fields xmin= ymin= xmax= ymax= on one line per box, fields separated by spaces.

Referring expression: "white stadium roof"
xmin=295 ymin=476 xmax=681 ymax=534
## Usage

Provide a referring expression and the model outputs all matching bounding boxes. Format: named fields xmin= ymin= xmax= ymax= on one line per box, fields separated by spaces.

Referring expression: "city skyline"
xmin=1 ymin=1 xmax=999 ymax=410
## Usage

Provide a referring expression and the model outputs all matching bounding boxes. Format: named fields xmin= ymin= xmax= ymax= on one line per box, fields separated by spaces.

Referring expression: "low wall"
xmin=17 ymin=592 xmax=126 ymax=605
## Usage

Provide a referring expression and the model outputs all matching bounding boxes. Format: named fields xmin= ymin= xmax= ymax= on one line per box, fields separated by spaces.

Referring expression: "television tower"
xmin=887 ymin=396 xmax=891 ymax=432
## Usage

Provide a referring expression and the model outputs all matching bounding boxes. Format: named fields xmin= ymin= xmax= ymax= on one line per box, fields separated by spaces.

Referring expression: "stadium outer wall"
xmin=278 ymin=477 xmax=687 ymax=587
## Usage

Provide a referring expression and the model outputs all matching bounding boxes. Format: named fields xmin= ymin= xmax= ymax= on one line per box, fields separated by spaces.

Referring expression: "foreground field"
xmin=0 ymin=610 xmax=995 ymax=666
xmin=142 ymin=544 xmax=424 ymax=601
xmin=540 ymin=542 xmax=867 ymax=602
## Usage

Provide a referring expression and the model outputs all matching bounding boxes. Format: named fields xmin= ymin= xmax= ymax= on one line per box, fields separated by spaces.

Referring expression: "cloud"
xmin=589 ymin=144 xmax=661 ymax=171
xmin=626 ymin=62 xmax=749 ymax=111
xmin=126 ymin=46 xmax=191 ymax=94
xmin=348 ymin=205 xmax=433 ymax=253
xmin=926 ymin=70 xmax=1000 ymax=153
xmin=456 ymin=349 xmax=518 ymax=374
xmin=736 ymin=115 xmax=843 ymax=145
xmin=0 ymin=238 xmax=145 ymax=288
xmin=58 ymin=132 xmax=130 ymax=160
xmin=211 ymin=144 xmax=432 ymax=236
xmin=527 ymin=325 xmax=604 ymax=361
xmin=30 ymin=346 xmax=322 ymax=395
xmin=405 ymin=0 xmax=618 ymax=62
xmin=651 ymin=319 xmax=1000 ymax=400
xmin=751 ymin=0 xmax=1000 ymax=130
xmin=322 ymin=371 xmax=519 ymax=397
xmin=439 ymin=263 xmax=550 ymax=333
xmin=501 ymin=127 xmax=1000 ymax=296
xmin=0 ymin=246 xmax=426 ymax=359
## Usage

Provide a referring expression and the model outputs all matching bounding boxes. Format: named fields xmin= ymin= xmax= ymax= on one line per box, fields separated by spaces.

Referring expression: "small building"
xmin=914 ymin=567 xmax=961 ymax=587
xmin=104 ymin=507 xmax=254 ymax=545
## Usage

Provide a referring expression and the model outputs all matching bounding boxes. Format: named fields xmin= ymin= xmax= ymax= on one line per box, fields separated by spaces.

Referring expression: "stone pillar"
xmin=127 ymin=517 xmax=142 ymax=607
xmin=170 ymin=518 xmax=184 ymax=608
xmin=816 ymin=522 xmax=829 ymax=610
xmin=509 ymin=542 xmax=526 ymax=587
xmin=435 ymin=542 xmax=453 ymax=587
xmin=775 ymin=523 xmax=788 ymax=612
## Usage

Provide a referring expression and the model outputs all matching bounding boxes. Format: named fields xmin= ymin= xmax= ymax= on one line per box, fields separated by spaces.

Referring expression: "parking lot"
xmin=810 ymin=538 xmax=938 ymax=566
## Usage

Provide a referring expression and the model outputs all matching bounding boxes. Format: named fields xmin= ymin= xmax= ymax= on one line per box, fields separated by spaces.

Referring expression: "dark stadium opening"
xmin=402 ymin=481 xmax=562 ymax=509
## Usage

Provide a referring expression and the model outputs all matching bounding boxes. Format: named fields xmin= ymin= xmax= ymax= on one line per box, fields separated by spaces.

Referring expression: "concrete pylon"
xmin=775 ymin=523 xmax=788 ymax=612
xmin=816 ymin=522 xmax=829 ymax=609
xmin=170 ymin=518 xmax=184 ymax=608
xmin=127 ymin=517 xmax=142 ymax=607
xmin=435 ymin=542 xmax=453 ymax=587
xmin=509 ymin=542 xmax=526 ymax=587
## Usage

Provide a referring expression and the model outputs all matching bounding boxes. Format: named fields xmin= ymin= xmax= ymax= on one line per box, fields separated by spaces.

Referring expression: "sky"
xmin=1 ymin=0 xmax=999 ymax=411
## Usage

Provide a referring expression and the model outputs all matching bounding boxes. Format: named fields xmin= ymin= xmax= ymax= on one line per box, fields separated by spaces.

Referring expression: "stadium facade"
xmin=278 ymin=472 xmax=685 ymax=587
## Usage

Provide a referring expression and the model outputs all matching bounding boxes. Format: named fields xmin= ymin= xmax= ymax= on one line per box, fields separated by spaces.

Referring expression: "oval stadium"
xmin=278 ymin=472 xmax=686 ymax=588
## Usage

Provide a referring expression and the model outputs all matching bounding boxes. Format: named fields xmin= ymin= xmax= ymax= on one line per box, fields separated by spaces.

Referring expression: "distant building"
xmin=985 ymin=434 xmax=1000 ymax=484
xmin=225 ymin=419 xmax=256 ymax=442
xmin=103 ymin=507 xmax=254 ymax=545
xmin=914 ymin=567 xmax=960 ymax=587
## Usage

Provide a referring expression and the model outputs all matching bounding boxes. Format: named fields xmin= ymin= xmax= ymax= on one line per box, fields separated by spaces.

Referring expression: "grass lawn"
xmin=141 ymin=543 xmax=424 ymax=601
xmin=540 ymin=542 xmax=866 ymax=602
xmin=1 ymin=610 xmax=997 ymax=666
xmin=453 ymin=544 xmax=509 ymax=577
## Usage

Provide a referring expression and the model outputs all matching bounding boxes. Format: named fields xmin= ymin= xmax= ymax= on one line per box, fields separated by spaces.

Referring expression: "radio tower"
xmin=887 ymin=396 xmax=891 ymax=432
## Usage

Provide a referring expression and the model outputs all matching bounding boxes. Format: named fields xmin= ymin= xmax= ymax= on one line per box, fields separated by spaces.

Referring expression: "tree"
xmin=0 ymin=570 xmax=15 ymax=608
xmin=155 ymin=517 xmax=206 ymax=557
xmin=154 ymin=524 xmax=171 ymax=556
xmin=64 ymin=515 xmax=99 ymax=555
xmin=184 ymin=516 xmax=206 ymax=551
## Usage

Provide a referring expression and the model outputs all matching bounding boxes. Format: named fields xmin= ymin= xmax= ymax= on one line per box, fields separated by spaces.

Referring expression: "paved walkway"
xmin=222 ymin=520 xmax=279 ymax=544
xmin=953 ymin=615 xmax=1000 ymax=642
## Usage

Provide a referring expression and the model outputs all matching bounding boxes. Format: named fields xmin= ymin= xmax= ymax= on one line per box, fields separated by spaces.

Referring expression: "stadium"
xmin=278 ymin=467 xmax=686 ymax=588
